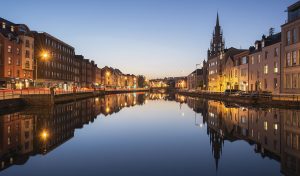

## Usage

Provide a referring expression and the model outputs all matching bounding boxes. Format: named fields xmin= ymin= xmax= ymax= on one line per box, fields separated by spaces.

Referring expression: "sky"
xmin=1 ymin=0 xmax=296 ymax=78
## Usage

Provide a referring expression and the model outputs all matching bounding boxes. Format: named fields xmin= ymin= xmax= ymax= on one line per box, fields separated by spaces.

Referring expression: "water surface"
xmin=0 ymin=93 xmax=298 ymax=176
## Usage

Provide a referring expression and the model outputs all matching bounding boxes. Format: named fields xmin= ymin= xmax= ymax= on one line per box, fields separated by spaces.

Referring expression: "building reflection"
xmin=1 ymin=93 xmax=300 ymax=175
xmin=175 ymin=95 xmax=300 ymax=176
xmin=0 ymin=93 xmax=147 ymax=172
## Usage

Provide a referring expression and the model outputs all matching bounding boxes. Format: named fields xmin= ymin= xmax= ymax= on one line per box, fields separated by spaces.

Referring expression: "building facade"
xmin=33 ymin=32 xmax=75 ymax=90
xmin=223 ymin=51 xmax=249 ymax=91
xmin=281 ymin=1 xmax=300 ymax=94
xmin=0 ymin=18 xmax=34 ymax=89
xmin=249 ymin=33 xmax=281 ymax=93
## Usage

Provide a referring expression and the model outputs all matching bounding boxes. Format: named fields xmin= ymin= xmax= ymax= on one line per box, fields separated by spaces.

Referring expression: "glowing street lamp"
xmin=35 ymin=50 xmax=50 ymax=87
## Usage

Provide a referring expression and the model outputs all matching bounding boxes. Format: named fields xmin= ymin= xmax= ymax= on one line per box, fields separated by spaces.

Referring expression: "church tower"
xmin=207 ymin=13 xmax=225 ymax=59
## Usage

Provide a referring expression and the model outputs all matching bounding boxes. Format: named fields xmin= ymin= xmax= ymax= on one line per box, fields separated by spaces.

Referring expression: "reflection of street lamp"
xmin=35 ymin=51 xmax=50 ymax=87
xmin=40 ymin=129 xmax=49 ymax=154
xmin=40 ymin=129 xmax=49 ymax=141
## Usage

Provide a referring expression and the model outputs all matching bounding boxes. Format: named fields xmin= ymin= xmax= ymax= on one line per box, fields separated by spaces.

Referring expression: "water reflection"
xmin=174 ymin=94 xmax=300 ymax=176
xmin=0 ymin=93 xmax=147 ymax=172
xmin=0 ymin=93 xmax=299 ymax=175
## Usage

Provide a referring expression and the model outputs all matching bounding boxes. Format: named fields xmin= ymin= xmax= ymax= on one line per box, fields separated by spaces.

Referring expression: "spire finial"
xmin=216 ymin=12 xmax=220 ymax=27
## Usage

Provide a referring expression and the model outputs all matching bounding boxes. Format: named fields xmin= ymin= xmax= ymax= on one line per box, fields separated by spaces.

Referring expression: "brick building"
xmin=0 ymin=18 xmax=34 ymax=89
xmin=32 ymin=32 xmax=75 ymax=90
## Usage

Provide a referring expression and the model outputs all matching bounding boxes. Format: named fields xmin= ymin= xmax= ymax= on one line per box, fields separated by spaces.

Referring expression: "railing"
xmin=0 ymin=87 xmax=149 ymax=100
xmin=177 ymin=89 xmax=300 ymax=102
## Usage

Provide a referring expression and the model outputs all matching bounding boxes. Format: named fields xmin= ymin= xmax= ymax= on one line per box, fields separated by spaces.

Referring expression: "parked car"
xmin=261 ymin=91 xmax=272 ymax=98
xmin=224 ymin=89 xmax=241 ymax=96
xmin=250 ymin=91 xmax=272 ymax=98
xmin=0 ymin=87 xmax=8 ymax=91
xmin=238 ymin=91 xmax=249 ymax=97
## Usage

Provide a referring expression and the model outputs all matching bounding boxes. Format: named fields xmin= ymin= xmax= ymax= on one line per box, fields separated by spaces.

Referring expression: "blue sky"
xmin=2 ymin=0 xmax=296 ymax=78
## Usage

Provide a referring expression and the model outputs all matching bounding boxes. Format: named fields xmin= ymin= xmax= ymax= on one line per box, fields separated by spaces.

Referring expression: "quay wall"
xmin=177 ymin=91 xmax=300 ymax=109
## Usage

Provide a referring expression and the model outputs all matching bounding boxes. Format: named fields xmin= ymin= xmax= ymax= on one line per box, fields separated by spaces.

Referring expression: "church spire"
xmin=207 ymin=12 xmax=225 ymax=59
xmin=216 ymin=12 xmax=219 ymax=27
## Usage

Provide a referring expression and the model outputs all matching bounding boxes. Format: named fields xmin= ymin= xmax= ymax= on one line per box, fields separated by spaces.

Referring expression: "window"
xmin=264 ymin=64 xmax=268 ymax=74
xmin=287 ymin=30 xmax=291 ymax=45
xmin=25 ymin=40 xmax=30 ymax=47
xmin=25 ymin=50 xmax=30 ymax=58
xmin=286 ymin=74 xmax=291 ymax=88
xmin=25 ymin=61 xmax=30 ymax=69
xmin=274 ymin=78 xmax=278 ymax=89
xmin=274 ymin=62 xmax=278 ymax=73
xmin=7 ymin=126 xmax=11 ymax=134
xmin=241 ymin=68 xmax=247 ymax=77
xmin=293 ymin=74 xmax=298 ymax=88
xmin=16 ymin=70 xmax=20 ymax=77
xmin=2 ymin=22 xmax=5 ymax=29
xmin=8 ymin=45 xmax=11 ymax=53
xmin=274 ymin=48 xmax=279 ymax=57
xmin=264 ymin=79 xmax=268 ymax=89
xmin=251 ymin=56 xmax=254 ymax=64
xmin=8 ymin=57 xmax=12 ymax=64
xmin=265 ymin=51 xmax=268 ymax=59
xmin=293 ymin=51 xmax=297 ymax=65
xmin=287 ymin=52 xmax=291 ymax=66
xmin=258 ymin=54 xmax=261 ymax=63
xmin=16 ymin=48 xmax=20 ymax=55
xmin=293 ymin=28 xmax=297 ymax=43
xmin=7 ymin=137 xmax=11 ymax=145
xmin=241 ymin=56 xmax=247 ymax=64
xmin=7 ymin=69 xmax=11 ymax=77
xmin=10 ymin=26 xmax=14 ymax=32
xmin=16 ymin=59 xmax=20 ymax=66
xmin=264 ymin=121 xmax=268 ymax=131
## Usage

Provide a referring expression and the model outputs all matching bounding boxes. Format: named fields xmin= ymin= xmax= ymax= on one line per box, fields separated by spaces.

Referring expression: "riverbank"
xmin=177 ymin=90 xmax=300 ymax=109
xmin=0 ymin=88 xmax=149 ymax=107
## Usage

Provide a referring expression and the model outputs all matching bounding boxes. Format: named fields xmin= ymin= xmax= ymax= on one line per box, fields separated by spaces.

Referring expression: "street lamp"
xmin=35 ymin=50 xmax=50 ymax=87
xmin=195 ymin=63 xmax=201 ymax=90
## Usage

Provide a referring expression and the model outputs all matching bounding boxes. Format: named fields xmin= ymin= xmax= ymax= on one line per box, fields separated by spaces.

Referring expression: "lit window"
xmin=2 ymin=22 xmax=5 ymax=29
xmin=264 ymin=64 xmax=268 ymax=74
xmin=274 ymin=123 xmax=278 ymax=130
xmin=264 ymin=121 xmax=268 ymax=131
xmin=8 ymin=45 xmax=11 ymax=53
xmin=274 ymin=62 xmax=278 ymax=73
xmin=10 ymin=26 xmax=14 ymax=32
xmin=8 ymin=57 xmax=12 ymax=64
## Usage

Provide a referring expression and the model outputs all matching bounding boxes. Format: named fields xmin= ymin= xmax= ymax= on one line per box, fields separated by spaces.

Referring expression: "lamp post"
xmin=35 ymin=51 xmax=49 ymax=87
xmin=195 ymin=64 xmax=201 ymax=90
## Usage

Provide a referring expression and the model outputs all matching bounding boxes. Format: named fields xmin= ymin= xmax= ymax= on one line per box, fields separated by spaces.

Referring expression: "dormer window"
xmin=262 ymin=40 xmax=265 ymax=48
xmin=255 ymin=43 xmax=259 ymax=50
xmin=2 ymin=22 xmax=5 ymax=29
xmin=10 ymin=26 xmax=14 ymax=32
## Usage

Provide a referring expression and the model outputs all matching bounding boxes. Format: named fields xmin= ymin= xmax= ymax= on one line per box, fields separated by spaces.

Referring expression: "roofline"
xmin=32 ymin=31 xmax=75 ymax=50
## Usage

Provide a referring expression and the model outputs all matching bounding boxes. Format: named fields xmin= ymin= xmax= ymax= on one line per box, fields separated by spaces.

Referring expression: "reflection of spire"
xmin=209 ymin=128 xmax=223 ymax=172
